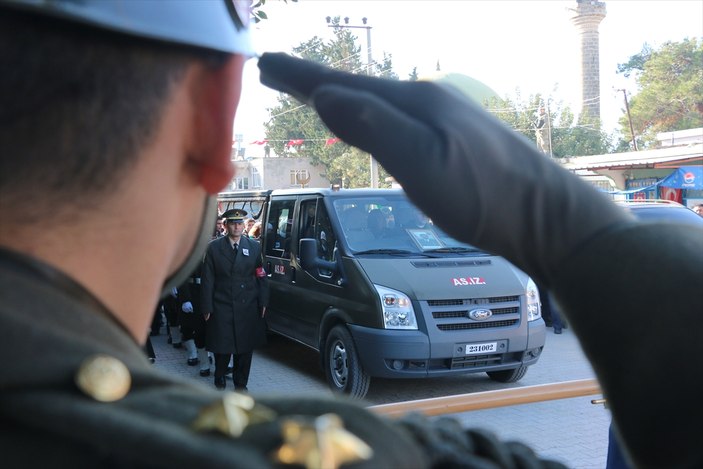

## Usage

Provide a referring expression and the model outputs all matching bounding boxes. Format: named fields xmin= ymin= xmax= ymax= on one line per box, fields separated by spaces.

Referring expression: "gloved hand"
xmin=181 ymin=301 xmax=193 ymax=313
xmin=258 ymin=53 xmax=632 ymax=285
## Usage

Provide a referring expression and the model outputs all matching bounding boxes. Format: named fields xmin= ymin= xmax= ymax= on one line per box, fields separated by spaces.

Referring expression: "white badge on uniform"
xmin=242 ymin=248 xmax=250 ymax=256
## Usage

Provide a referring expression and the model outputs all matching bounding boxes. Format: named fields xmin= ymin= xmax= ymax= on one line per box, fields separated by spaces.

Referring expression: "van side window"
xmin=298 ymin=198 xmax=337 ymax=265
xmin=299 ymin=199 xmax=317 ymax=240
xmin=315 ymin=202 xmax=336 ymax=266
xmin=266 ymin=199 xmax=295 ymax=258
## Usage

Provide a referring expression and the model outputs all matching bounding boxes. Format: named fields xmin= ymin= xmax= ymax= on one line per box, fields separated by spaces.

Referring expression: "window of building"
xmin=233 ymin=177 xmax=249 ymax=190
xmin=290 ymin=169 xmax=310 ymax=187
xmin=251 ymin=167 xmax=262 ymax=188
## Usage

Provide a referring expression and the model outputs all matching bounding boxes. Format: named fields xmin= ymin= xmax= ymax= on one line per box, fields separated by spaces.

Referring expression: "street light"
xmin=325 ymin=16 xmax=373 ymax=76
xmin=326 ymin=15 xmax=378 ymax=187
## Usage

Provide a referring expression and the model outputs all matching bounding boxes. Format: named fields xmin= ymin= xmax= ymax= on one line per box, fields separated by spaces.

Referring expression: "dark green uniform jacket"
xmin=201 ymin=235 xmax=268 ymax=354
xmin=0 ymin=248 xmax=424 ymax=468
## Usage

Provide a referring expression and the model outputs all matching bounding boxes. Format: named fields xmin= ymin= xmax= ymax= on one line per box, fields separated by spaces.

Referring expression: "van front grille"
xmin=437 ymin=319 xmax=519 ymax=331
xmin=424 ymin=296 xmax=522 ymax=331
xmin=450 ymin=353 xmax=504 ymax=369
xmin=427 ymin=296 xmax=519 ymax=307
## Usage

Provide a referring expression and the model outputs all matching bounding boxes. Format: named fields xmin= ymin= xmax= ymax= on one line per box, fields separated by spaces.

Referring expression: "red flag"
xmin=325 ymin=137 xmax=340 ymax=146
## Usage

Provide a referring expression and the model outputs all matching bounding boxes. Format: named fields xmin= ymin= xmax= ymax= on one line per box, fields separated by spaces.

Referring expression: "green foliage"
xmin=375 ymin=53 xmax=398 ymax=79
xmin=616 ymin=43 xmax=653 ymax=78
xmin=327 ymin=147 xmax=392 ymax=189
xmin=616 ymin=38 xmax=703 ymax=148
xmin=486 ymin=91 xmax=612 ymax=157
xmin=552 ymin=114 xmax=612 ymax=157
xmin=264 ymin=18 xmax=397 ymax=187
xmin=251 ymin=0 xmax=297 ymax=24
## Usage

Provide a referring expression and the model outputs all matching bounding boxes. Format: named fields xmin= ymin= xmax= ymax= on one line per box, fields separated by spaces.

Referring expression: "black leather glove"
xmin=258 ymin=52 xmax=631 ymax=286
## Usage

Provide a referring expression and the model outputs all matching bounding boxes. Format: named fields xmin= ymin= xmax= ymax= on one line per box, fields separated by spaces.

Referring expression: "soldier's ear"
xmin=187 ymin=55 xmax=246 ymax=194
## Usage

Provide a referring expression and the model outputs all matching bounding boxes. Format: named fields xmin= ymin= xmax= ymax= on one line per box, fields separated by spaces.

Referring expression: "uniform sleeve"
xmin=200 ymin=244 xmax=215 ymax=316
xmin=178 ymin=278 xmax=192 ymax=304
xmin=550 ymin=222 xmax=703 ymax=469
xmin=255 ymin=242 xmax=269 ymax=309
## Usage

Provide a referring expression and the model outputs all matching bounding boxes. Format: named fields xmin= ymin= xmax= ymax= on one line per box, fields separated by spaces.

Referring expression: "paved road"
xmin=152 ymin=326 xmax=611 ymax=468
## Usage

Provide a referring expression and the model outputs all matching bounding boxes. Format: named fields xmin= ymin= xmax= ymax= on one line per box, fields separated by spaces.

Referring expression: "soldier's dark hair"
xmin=0 ymin=11 xmax=229 ymax=224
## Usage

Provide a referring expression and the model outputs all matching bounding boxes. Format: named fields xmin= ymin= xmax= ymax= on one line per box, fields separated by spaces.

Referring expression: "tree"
xmin=326 ymin=147 xmax=390 ymax=189
xmin=616 ymin=38 xmax=703 ymax=148
xmin=485 ymin=92 xmax=612 ymax=157
xmin=251 ymin=0 xmax=298 ymax=23
xmin=264 ymin=18 xmax=395 ymax=187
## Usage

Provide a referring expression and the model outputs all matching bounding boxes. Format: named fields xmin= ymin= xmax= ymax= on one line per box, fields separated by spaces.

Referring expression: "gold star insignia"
xmin=192 ymin=392 xmax=276 ymax=437
xmin=274 ymin=413 xmax=373 ymax=469
xmin=75 ymin=354 xmax=131 ymax=402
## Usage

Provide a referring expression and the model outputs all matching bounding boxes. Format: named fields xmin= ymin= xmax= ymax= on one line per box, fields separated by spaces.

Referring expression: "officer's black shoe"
xmin=214 ymin=376 xmax=226 ymax=390
xmin=187 ymin=358 xmax=199 ymax=366
xmin=172 ymin=342 xmax=183 ymax=349
xmin=199 ymin=369 xmax=211 ymax=377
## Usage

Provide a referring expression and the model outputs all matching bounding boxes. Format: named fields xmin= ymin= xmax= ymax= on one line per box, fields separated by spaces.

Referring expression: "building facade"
xmin=227 ymin=154 xmax=329 ymax=192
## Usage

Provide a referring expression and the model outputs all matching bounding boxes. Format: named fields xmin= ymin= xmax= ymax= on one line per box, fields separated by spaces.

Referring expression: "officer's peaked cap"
xmin=223 ymin=209 xmax=247 ymax=222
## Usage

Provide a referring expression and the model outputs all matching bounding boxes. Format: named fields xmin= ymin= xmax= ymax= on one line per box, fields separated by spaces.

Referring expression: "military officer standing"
xmin=201 ymin=209 xmax=269 ymax=391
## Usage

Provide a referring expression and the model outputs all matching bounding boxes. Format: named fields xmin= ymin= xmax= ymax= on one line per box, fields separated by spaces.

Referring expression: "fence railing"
xmin=369 ymin=378 xmax=602 ymax=417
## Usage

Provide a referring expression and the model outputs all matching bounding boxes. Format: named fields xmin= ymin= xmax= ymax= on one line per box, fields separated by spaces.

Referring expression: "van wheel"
xmin=324 ymin=325 xmax=370 ymax=399
xmin=487 ymin=365 xmax=528 ymax=383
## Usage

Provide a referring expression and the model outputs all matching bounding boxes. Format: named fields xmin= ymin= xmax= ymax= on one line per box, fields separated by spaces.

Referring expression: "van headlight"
xmin=374 ymin=285 xmax=418 ymax=330
xmin=526 ymin=278 xmax=542 ymax=322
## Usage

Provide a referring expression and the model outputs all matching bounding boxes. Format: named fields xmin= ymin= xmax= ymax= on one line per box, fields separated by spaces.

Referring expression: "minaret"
xmin=569 ymin=0 xmax=606 ymax=121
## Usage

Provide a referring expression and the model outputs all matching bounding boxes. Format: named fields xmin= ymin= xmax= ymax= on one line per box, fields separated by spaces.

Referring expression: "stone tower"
xmin=569 ymin=0 xmax=606 ymax=121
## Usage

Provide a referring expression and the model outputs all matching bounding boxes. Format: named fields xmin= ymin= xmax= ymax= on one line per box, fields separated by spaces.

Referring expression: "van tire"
xmin=486 ymin=365 xmax=528 ymax=383
xmin=324 ymin=325 xmax=370 ymax=399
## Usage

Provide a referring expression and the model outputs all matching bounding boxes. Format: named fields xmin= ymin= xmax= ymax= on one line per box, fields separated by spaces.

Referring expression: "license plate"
xmin=465 ymin=342 xmax=497 ymax=355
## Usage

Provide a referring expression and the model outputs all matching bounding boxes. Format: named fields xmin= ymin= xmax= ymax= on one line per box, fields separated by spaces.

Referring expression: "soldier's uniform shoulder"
xmin=4 ymin=355 xmax=427 ymax=468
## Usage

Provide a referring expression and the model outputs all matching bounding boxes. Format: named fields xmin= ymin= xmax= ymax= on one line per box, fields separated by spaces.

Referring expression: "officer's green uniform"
xmin=0 ymin=248 xmax=423 ymax=468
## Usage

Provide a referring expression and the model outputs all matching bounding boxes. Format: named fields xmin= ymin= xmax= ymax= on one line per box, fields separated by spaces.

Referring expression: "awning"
xmin=660 ymin=166 xmax=703 ymax=189
xmin=602 ymin=165 xmax=702 ymax=194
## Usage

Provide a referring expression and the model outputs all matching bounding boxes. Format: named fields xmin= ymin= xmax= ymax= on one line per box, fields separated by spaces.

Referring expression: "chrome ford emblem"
xmin=469 ymin=308 xmax=493 ymax=321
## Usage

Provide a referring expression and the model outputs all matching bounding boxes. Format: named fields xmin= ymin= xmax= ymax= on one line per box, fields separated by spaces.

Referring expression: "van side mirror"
xmin=299 ymin=238 xmax=338 ymax=273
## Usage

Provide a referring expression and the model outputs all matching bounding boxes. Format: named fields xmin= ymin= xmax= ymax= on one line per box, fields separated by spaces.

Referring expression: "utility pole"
xmin=617 ymin=88 xmax=638 ymax=151
xmin=546 ymin=100 xmax=553 ymax=157
xmin=326 ymin=16 xmax=378 ymax=188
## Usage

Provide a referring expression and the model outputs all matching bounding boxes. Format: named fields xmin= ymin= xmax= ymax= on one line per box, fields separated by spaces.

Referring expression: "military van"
xmin=218 ymin=188 xmax=546 ymax=398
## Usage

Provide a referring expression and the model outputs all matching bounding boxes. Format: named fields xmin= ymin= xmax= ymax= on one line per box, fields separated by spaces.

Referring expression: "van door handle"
xmin=291 ymin=267 xmax=296 ymax=284
xmin=266 ymin=261 xmax=272 ymax=278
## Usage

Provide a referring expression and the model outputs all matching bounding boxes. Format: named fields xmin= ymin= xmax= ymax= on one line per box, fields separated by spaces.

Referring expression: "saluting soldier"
xmin=6 ymin=0 xmax=699 ymax=468
xmin=201 ymin=208 xmax=269 ymax=391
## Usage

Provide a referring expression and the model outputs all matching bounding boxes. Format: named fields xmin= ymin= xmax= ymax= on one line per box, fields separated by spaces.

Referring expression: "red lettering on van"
xmin=451 ymin=277 xmax=486 ymax=286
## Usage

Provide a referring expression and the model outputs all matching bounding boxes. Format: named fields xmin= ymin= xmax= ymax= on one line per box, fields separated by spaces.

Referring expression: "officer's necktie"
xmin=233 ymin=243 xmax=238 ymax=256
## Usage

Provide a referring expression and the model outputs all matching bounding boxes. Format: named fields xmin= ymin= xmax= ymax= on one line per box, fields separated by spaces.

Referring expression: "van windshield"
xmin=332 ymin=195 xmax=485 ymax=255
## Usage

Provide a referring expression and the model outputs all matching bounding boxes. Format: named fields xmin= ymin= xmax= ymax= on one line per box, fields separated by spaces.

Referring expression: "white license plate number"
xmin=465 ymin=342 xmax=497 ymax=355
